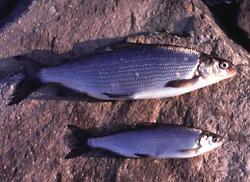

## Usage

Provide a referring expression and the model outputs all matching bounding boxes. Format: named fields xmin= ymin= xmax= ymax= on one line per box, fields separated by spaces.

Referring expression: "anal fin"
xmin=102 ymin=92 xmax=132 ymax=99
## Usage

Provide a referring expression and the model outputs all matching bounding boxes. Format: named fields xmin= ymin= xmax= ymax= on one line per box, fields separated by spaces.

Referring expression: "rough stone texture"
xmin=238 ymin=0 xmax=250 ymax=39
xmin=0 ymin=0 xmax=249 ymax=181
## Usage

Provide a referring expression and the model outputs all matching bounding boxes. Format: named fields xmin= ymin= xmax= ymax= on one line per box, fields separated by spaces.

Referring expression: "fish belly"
xmin=39 ymin=46 xmax=200 ymax=99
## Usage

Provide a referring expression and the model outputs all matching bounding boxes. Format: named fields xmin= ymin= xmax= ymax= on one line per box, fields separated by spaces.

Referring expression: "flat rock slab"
xmin=238 ymin=0 xmax=250 ymax=39
xmin=0 ymin=0 xmax=249 ymax=181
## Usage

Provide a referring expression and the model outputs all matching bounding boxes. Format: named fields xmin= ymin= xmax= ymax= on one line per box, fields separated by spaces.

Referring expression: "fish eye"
xmin=219 ymin=62 xmax=230 ymax=70
xmin=212 ymin=137 xmax=219 ymax=143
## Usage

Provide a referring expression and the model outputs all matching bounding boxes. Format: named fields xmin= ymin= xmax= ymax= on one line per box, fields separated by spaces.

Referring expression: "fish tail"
xmin=65 ymin=125 xmax=92 ymax=159
xmin=8 ymin=56 xmax=44 ymax=105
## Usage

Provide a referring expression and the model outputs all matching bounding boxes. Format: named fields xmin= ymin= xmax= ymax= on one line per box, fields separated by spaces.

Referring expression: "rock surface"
xmin=238 ymin=0 xmax=250 ymax=39
xmin=0 ymin=0 xmax=249 ymax=181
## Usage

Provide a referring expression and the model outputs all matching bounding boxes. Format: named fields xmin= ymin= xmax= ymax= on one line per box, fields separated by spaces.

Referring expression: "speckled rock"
xmin=238 ymin=0 xmax=250 ymax=39
xmin=0 ymin=0 xmax=249 ymax=181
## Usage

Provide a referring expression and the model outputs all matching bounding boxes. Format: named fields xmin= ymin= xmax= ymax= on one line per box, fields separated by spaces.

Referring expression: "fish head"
xmin=198 ymin=131 xmax=225 ymax=154
xmin=198 ymin=54 xmax=237 ymax=83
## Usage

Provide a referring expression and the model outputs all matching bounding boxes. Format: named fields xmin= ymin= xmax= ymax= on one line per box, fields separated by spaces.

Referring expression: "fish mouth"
xmin=218 ymin=138 xmax=226 ymax=146
xmin=227 ymin=66 xmax=237 ymax=77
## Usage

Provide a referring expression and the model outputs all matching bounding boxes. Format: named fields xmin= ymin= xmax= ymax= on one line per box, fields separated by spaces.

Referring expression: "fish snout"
xmin=217 ymin=137 xmax=226 ymax=147
xmin=227 ymin=65 xmax=237 ymax=77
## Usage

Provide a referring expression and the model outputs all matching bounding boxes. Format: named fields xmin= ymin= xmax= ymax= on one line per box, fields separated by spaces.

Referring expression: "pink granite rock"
xmin=0 ymin=0 xmax=249 ymax=181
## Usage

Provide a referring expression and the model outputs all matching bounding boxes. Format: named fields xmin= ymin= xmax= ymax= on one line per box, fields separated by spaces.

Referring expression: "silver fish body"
xmin=7 ymin=43 xmax=236 ymax=105
xmin=88 ymin=127 xmax=201 ymax=158
xmin=40 ymin=45 xmax=200 ymax=99
xmin=66 ymin=125 xmax=224 ymax=159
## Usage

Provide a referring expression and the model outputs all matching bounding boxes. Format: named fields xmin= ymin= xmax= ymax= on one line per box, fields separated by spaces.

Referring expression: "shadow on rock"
xmin=202 ymin=0 xmax=250 ymax=53
xmin=0 ymin=36 xmax=129 ymax=104
xmin=63 ymin=123 xmax=198 ymax=181
xmin=0 ymin=32 xmax=187 ymax=104
xmin=63 ymin=124 xmax=129 ymax=159
xmin=0 ymin=0 xmax=34 ymax=30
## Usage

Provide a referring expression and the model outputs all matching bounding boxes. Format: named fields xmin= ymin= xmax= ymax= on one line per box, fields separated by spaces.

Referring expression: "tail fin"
xmin=7 ymin=56 xmax=44 ymax=105
xmin=65 ymin=125 xmax=92 ymax=159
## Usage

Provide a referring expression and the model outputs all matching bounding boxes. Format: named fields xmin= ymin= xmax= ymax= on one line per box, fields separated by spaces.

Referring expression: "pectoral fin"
xmin=165 ymin=76 xmax=199 ymax=88
xmin=179 ymin=148 xmax=200 ymax=155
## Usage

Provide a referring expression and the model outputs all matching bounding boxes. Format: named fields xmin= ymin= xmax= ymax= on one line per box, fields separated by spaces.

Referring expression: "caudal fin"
xmin=65 ymin=125 xmax=92 ymax=159
xmin=7 ymin=56 xmax=44 ymax=105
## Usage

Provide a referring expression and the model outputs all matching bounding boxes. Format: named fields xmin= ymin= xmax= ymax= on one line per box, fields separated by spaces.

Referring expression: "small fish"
xmin=65 ymin=124 xmax=224 ymax=159
xmin=8 ymin=43 xmax=237 ymax=105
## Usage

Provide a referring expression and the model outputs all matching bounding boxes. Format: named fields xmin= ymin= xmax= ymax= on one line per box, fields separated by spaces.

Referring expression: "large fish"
xmin=8 ymin=43 xmax=237 ymax=105
xmin=66 ymin=124 xmax=224 ymax=159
